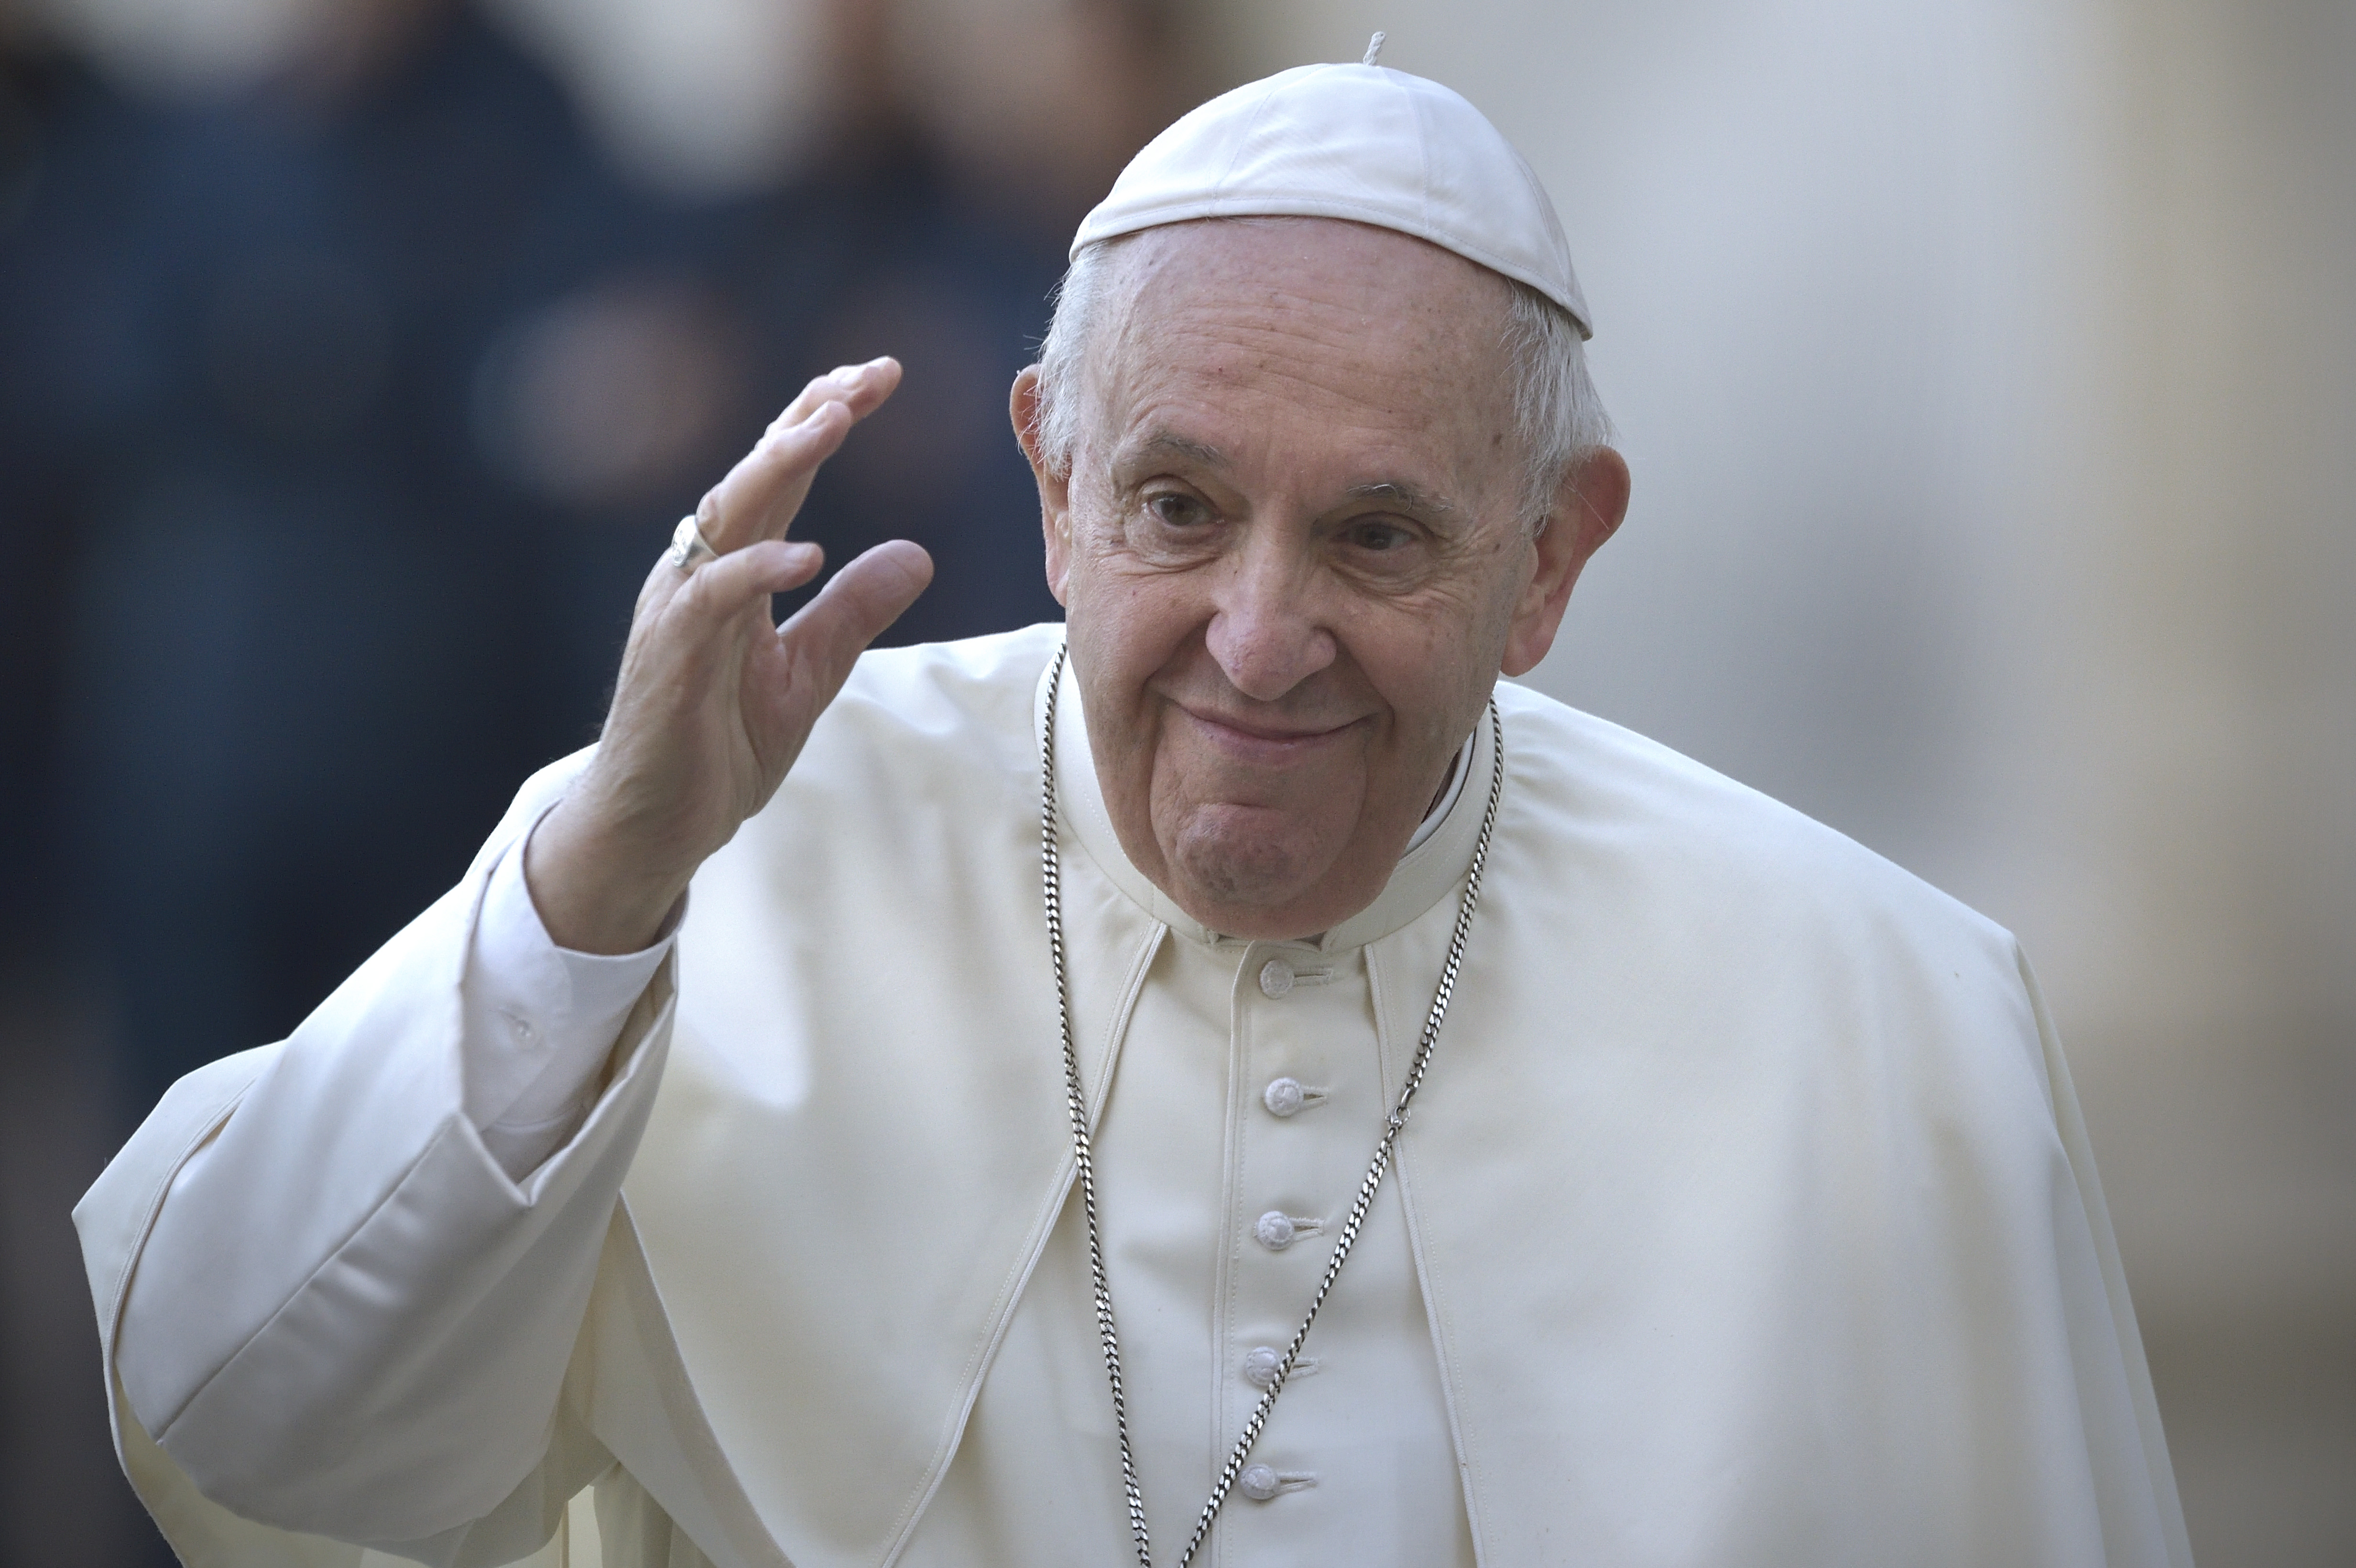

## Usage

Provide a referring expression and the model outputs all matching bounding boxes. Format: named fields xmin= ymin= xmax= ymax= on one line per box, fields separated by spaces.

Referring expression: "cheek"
xmin=1064 ymin=552 xmax=1203 ymax=716
xmin=1434 ymin=537 xmax=1533 ymax=666
xmin=1350 ymin=598 xmax=1505 ymax=742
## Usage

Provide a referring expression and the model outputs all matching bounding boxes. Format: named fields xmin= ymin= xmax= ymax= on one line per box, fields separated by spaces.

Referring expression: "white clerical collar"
xmin=1403 ymin=732 xmax=1474 ymax=856
xmin=1037 ymin=643 xmax=1500 ymax=953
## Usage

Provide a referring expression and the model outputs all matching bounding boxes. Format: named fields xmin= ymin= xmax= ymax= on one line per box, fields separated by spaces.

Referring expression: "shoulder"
xmin=1471 ymin=686 xmax=2057 ymax=1164
xmin=720 ymin=625 xmax=1063 ymax=884
xmin=785 ymin=624 xmax=1063 ymax=800
xmin=1489 ymin=679 xmax=2019 ymax=987
xmin=834 ymin=622 xmax=1066 ymax=718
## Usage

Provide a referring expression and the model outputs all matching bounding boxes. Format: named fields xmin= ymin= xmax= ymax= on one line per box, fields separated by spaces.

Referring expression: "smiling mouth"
xmin=1176 ymin=704 xmax=1363 ymax=760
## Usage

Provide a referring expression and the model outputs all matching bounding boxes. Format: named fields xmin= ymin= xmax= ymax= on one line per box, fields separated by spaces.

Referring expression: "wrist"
xmin=523 ymin=796 xmax=693 ymax=955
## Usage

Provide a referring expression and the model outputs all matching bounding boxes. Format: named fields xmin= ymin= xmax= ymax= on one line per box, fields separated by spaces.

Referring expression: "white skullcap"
xmin=1071 ymin=44 xmax=1592 ymax=338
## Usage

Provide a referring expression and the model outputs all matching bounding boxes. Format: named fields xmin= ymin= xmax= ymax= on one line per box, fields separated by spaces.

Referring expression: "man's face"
xmin=1016 ymin=218 xmax=1624 ymax=939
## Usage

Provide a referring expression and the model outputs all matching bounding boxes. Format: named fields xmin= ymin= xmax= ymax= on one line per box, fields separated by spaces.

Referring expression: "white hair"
xmin=1031 ymin=230 xmax=1614 ymax=527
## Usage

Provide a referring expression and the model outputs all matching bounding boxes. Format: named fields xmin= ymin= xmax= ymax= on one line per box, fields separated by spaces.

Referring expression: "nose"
xmin=1203 ymin=541 xmax=1337 ymax=702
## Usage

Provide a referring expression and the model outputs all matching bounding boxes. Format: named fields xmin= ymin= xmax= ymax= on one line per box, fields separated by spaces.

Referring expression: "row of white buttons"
xmin=1250 ymin=956 xmax=1324 ymax=1505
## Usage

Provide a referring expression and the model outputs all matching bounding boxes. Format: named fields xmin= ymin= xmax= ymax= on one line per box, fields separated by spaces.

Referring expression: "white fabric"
xmin=1404 ymin=733 xmax=1472 ymax=856
xmin=1073 ymin=62 xmax=1592 ymax=335
xmin=447 ymin=733 xmax=1469 ymax=1182
xmin=75 ymin=626 xmax=2192 ymax=1568
xmin=461 ymin=826 xmax=677 ymax=1176
xmin=425 ymin=666 xmax=1480 ymax=1562
xmin=441 ymin=728 xmax=1469 ymax=1177
xmin=905 ymin=656 xmax=1475 ymax=1565
xmin=158 ymin=822 xmax=675 ymax=1203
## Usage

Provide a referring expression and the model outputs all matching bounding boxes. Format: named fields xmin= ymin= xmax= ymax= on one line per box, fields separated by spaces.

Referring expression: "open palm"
xmin=527 ymin=359 xmax=933 ymax=953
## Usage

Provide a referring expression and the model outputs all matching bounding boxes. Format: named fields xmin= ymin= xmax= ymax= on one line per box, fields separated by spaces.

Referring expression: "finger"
xmin=773 ymin=356 xmax=902 ymax=432
xmin=695 ymin=400 xmax=855 ymax=555
xmin=774 ymin=540 xmax=934 ymax=687
xmin=666 ymin=539 xmax=828 ymax=636
xmin=689 ymin=358 xmax=902 ymax=553
xmin=631 ymin=503 xmax=821 ymax=624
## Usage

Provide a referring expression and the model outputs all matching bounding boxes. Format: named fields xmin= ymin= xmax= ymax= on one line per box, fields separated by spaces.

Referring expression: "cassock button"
xmin=1263 ymin=1077 xmax=1307 ymax=1117
xmin=1254 ymin=1211 xmax=1297 ymax=1250
xmin=1258 ymin=958 xmax=1296 ymax=998
xmin=1239 ymin=1463 xmax=1281 ymax=1502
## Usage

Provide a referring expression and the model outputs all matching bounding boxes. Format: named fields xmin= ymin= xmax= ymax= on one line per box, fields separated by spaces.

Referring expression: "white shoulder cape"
xmin=77 ymin=625 xmax=2191 ymax=1568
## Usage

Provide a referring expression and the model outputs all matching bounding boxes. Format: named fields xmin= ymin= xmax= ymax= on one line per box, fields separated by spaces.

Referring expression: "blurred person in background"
xmin=488 ymin=0 xmax=1183 ymax=717
xmin=0 ymin=0 xmax=154 ymax=989
xmin=2 ymin=0 xmax=1176 ymax=1560
xmin=0 ymin=8 xmax=185 ymax=1562
xmin=26 ymin=0 xmax=1179 ymax=1123
xmin=41 ymin=0 xmax=637 ymax=1123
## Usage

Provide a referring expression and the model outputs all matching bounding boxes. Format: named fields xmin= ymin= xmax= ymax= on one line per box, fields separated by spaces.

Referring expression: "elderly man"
xmin=79 ymin=52 xmax=2189 ymax=1568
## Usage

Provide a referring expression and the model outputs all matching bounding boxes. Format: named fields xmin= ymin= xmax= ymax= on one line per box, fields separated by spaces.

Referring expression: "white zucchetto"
xmin=1071 ymin=46 xmax=1593 ymax=337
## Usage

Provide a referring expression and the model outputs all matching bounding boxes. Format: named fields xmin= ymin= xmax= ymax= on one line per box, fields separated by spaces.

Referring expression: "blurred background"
xmin=0 ymin=0 xmax=2345 ymax=1562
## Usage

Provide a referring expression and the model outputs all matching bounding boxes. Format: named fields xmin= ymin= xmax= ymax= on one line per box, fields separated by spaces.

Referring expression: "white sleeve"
xmin=465 ymin=817 xmax=678 ymax=1178
xmin=83 ymin=753 xmax=681 ymax=1549
xmin=159 ymin=809 xmax=680 ymax=1202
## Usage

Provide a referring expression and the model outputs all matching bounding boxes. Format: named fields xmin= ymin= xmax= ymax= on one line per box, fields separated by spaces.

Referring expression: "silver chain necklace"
xmin=1039 ymin=647 xmax=1506 ymax=1568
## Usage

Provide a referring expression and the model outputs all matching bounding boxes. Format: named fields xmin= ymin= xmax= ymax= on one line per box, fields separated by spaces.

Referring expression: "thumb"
xmin=775 ymin=540 xmax=934 ymax=686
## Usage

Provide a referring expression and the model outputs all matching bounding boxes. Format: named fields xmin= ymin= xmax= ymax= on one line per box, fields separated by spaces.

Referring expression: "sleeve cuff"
xmin=462 ymin=810 xmax=680 ymax=1154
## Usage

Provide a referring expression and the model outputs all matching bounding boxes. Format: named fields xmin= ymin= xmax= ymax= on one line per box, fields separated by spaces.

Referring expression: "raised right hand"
xmin=525 ymin=358 xmax=933 ymax=954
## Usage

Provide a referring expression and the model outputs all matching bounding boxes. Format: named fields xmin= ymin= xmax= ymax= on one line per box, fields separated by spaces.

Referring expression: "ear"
xmin=1500 ymin=446 xmax=1630 ymax=677
xmin=1011 ymin=365 xmax=1076 ymax=608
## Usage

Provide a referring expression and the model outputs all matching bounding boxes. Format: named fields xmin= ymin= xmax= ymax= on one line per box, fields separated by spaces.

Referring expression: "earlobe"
xmin=1011 ymin=366 xmax=1075 ymax=607
xmin=1499 ymin=446 xmax=1631 ymax=677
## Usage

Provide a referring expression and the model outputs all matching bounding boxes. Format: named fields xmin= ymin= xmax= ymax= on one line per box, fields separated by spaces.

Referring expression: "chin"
xmin=1169 ymin=815 xmax=1326 ymax=912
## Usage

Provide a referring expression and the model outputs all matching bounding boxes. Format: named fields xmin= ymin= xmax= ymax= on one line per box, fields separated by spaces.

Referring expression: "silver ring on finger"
xmin=667 ymin=514 xmax=719 ymax=574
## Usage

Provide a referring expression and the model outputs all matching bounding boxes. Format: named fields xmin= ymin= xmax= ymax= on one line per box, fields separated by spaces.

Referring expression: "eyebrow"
xmin=1346 ymin=479 xmax=1457 ymax=517
xmin=1121 ymin=431 xmax=1462 ymax=520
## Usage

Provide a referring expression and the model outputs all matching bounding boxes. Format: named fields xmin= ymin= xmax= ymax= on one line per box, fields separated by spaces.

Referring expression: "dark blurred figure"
xmin=777 ymin=0 xmax=1180 ymax=647
xmin=3 ymin=0 xmax=1192 ymax=1154
xmin=9 ymin=0 xmax=1185 ymax=1539
xmin=479 ymin=0 xmax=1189 ymax=719
xmin=46 ymin=0 xmax=1186 ymax=1122
xmin=46 ymin=0 xmax=625 ymax=1121
xmin=0 ymin=9 xmax=153 ymax=991
xmin=3 ymin=0 xmax=1181 ymax=1557
xmin=0 ymin=14 xmax=184 ymax=1563
xmin=479 ymin=152 xmax=1084 ymax=712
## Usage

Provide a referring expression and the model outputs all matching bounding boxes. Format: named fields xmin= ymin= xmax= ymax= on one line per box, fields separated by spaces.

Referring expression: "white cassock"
xmin=76 ymin=625 xmax=2192 ymax=1568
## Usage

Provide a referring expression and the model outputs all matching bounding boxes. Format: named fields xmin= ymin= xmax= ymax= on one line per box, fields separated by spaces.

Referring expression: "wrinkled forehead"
xmin=1080 ymin=218 xmax=1523 ymax=478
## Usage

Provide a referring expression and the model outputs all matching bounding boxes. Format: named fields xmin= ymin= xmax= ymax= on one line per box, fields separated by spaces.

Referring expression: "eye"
xmin=1346 ymin=518 xmax=1417 ymax=553
xmin=1146 ymin=490 xmax=1212 ymax=528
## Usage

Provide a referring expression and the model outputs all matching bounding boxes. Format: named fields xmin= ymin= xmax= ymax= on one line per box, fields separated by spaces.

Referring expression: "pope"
xmin=77 ymin=46 xmax=2192 ymax=1568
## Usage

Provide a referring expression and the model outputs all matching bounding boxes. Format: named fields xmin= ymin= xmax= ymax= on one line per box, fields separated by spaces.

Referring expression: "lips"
xmin=1174 ymin=703 xmax=1364 ymax=763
